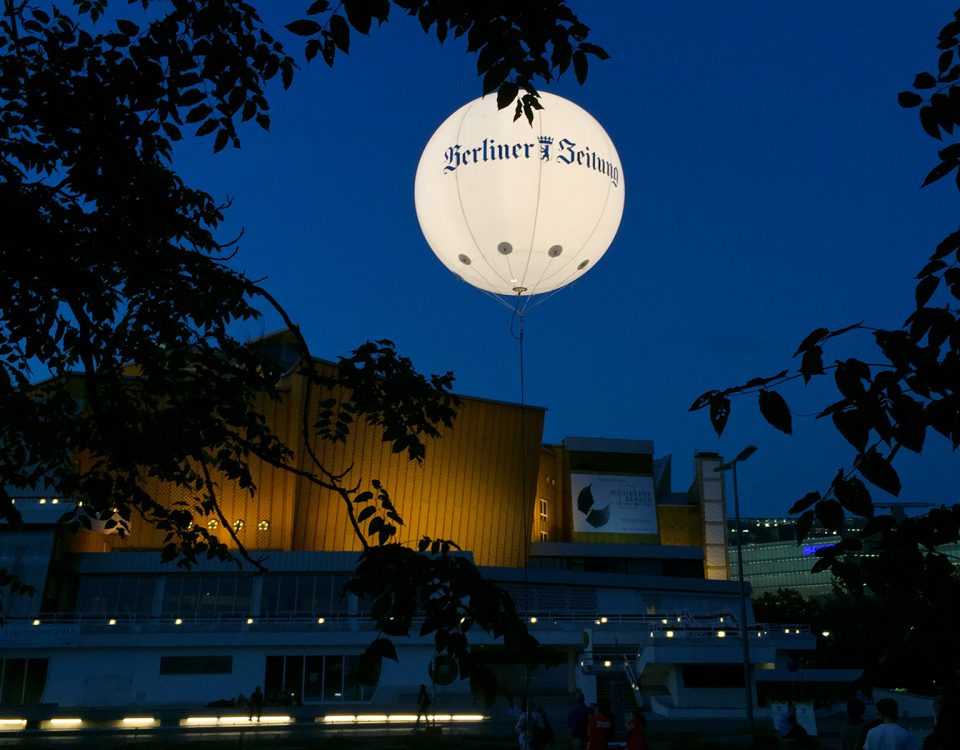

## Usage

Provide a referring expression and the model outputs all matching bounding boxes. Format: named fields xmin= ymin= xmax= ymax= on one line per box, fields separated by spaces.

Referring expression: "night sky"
xmin=166 ymin=3 xmax=958 ymax=519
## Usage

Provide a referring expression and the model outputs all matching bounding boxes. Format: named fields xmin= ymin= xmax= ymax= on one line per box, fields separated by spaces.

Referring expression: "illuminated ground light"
xmin=182 ymin=717 xmax=219 ymax=727
xmin=529 ymin=616 xmax=537 ymax=624
xmin=317 ymin=617 xmax=326 ymax=624
xmin=716 ymin=630 xmax=726 ymax=638
xmin=108 ymin=618 xmax=117 ymax=626
xmin=0 ymin=719 xmax=26 ymax=731
xmin=175 ymin=618 xmax=183 ymax=625
xmin=784 ymin=628 xmax=791 ymax=634
xmin=246 ymin=617 xmax=254 ymax=625
xmin=320 ymin=714 xmax=483 ymax=725
xmin=121 ymin=717 xmax=157 ymax=728
xmin=46 ymin=718 xmax=83 ymax=729
xmin=32 ymin=619 xmax=41 ymax=626
xmin=603 ymin=660 xmax=612 ymax=668
xmin=181 ymin=716 xmax=290 ymax=727
xmin=665 ymin=630 xmax=675 ymax=638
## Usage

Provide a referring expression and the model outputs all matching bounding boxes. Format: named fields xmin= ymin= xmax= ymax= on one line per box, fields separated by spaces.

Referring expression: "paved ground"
xmin=0 ymin=707 xmax=936 ymax=749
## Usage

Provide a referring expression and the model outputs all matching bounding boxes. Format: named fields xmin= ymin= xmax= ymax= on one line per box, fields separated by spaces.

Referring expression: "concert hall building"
xmin=0 ymin=333 xmax=814 ymax=730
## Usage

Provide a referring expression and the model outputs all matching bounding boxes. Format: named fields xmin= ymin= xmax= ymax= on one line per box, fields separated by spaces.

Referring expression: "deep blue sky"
xmin=168 ymin=2 xmax=958 ymax=519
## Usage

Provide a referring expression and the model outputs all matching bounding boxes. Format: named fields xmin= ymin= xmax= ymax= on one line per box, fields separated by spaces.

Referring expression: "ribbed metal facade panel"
xmin=288 ymin=381 xmax=544 ymax=568
xmin=111 ymin=368 xmax=544 ymax=569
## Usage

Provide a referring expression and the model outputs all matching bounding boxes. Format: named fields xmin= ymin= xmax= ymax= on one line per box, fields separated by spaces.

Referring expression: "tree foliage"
xmin=0 ymin=0 xmax=606 ymax=690
xmin=752 ymin=587 xmax=821 ymax=627
xmin=692 ymin=10 xmax=960 ymax=689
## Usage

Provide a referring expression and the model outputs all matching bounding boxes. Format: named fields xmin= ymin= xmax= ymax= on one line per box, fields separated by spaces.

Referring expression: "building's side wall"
xmin=101 ymin=369 xmax=544 ymax=569
xmin=535 ymin=447 xmax=566 ymax=544
xmin=290 ymin=389 xmax=544 ymax=568
xmin=695 ymin=454 xmax=729 ymax=581
xmin=91 ymin=383 xmax=305 ymax=555
xmin=656 ymin=506 xmax=704 ymax=547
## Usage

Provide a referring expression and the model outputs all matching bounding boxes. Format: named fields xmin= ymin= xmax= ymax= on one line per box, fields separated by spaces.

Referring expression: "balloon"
xmin=415 ymin=92 xmax=624 ymax=297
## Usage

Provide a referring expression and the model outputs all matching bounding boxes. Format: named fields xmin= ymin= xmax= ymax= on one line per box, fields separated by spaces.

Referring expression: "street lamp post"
xmin=715 ymin=445 xmax=757 ymax=730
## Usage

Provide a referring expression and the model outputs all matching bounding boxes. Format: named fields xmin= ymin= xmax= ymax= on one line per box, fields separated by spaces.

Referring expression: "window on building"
xmin=539 ymin=498 xmax=548 ymax=522
xmin=0 ymin=658 xmax=48 ymax=705
xmin=540 ymin=531 xmax=549 ymax=542
xmin=265 ymin=654 xmax=375 ymax=704
xmin=74 ymin=576 xmax=156 ymax=617
xmin=159 ymin=656 xmax=233 ymax=674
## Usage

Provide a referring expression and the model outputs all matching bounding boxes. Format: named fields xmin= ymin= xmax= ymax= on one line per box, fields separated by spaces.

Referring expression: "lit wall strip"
xmin=216 ymin=717 xmax=257 ymax=727
xmin=45 ymin=718 xmax=83 ymax=729
xmin=0 ymin=719 xmax=26 ymax=731
xmin=319 ymin=713 xmax=486 ymax=725
xmin=121 ymin=717 xmax=157 ymax=728
xmin=182 ymin=717 xmax=219 ymax=727
xmin=181 ymin=715 xmax=292 ymax=727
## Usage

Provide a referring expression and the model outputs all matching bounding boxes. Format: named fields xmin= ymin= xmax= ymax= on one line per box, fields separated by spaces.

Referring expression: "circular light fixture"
xmin=415 ymin=92 xmax=624 ymax=297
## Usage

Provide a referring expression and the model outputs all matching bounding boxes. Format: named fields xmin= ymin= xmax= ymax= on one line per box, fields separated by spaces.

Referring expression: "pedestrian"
xmin=777 ymin=701 xmax=807 ymax=740
xmin=587 ymin=699 xmax=612 ymax=750
xmin=249 ymin=684 xmax=264 ymax=721
xmin=626 ymin=709 xmax=648 ymax=750
xmin=516 ymin=698 xmax=545 ymax=750
xmin=567 ymin=690 xmax=589 ymax=750
xmin=533 ymin=703 xmax=554 ymax=749
xmin=863 ymin=698 xmax=911 ymax=750
xmin=415 ymin=684 xmax=432 ymax=727
xmin=840 ymin=698 xmax=866 ymax=750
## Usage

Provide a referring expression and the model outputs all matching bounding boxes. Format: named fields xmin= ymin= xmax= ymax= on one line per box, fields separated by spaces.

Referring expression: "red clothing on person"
xmin=626 ymin=715 xmax=648 ymax=750
xmin=587 ymin=713 xmax=612 ymax=750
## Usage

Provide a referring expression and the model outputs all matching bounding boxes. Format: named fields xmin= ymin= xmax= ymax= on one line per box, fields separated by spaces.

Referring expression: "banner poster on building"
xmin=570 ymin=473 xmax=658 ymax=536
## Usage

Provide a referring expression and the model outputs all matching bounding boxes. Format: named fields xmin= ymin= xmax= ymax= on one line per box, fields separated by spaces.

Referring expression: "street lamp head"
xmin=736 ymin=445 xmax=758 ymax=463
xmin=714 ymin=445 xmax=758 ymax=472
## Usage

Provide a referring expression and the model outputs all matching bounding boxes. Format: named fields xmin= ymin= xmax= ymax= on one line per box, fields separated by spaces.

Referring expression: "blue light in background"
xmin=802 ymin=543 xmax=836 ymax=556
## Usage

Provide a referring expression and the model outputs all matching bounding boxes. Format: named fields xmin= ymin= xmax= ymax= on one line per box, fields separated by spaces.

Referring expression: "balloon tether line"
xmin=509 ymin=290 xmax=533 ymax=729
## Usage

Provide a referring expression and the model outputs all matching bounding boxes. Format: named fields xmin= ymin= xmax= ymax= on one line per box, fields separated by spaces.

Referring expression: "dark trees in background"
xmin=694 ymin=11 xmax=960 ymax=692
xmin=0 ymin=0 xmax=605 ymax=699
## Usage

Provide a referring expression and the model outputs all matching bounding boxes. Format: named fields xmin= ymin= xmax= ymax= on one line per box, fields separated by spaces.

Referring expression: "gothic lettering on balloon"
xmin=538 ymin=136 xmax=553 ymax=161
xmin=440 ymin=135 xmax=620 ymax=187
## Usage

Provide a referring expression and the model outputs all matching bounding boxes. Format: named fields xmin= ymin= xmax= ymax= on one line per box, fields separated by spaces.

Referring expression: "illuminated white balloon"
xmin=415 ymin=92 xmax=624 ymax=296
